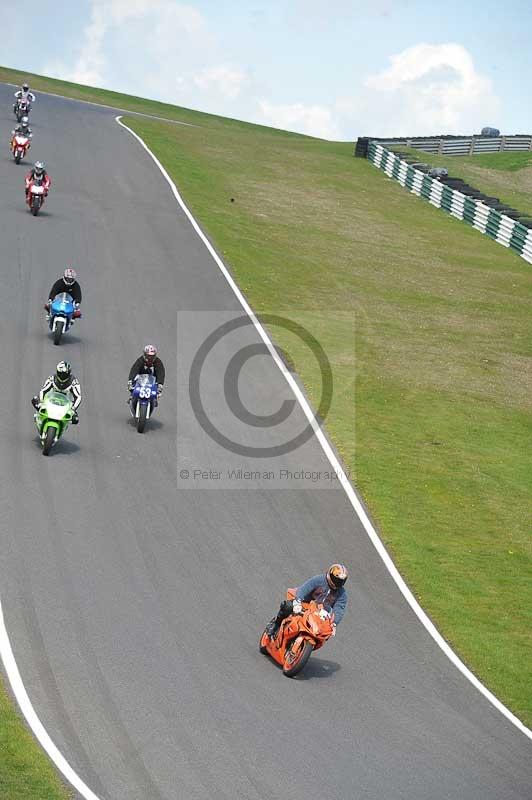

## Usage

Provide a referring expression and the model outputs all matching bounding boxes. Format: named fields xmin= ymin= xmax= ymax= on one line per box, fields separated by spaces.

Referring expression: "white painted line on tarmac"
xmin=0 ymin=599 xmax=104 ymax=800
xmin=116 ymin=114 xmax=532 ymax=743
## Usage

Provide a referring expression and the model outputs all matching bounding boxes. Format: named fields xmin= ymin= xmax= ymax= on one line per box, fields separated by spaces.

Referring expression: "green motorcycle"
xmin=34 ymin=392 xmax=74 ymax=455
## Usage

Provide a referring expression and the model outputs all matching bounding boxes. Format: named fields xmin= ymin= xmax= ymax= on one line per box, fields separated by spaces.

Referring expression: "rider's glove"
xmin=157 ymin=385 xmax=163 ymax=397
xmin=127 ymin=380 xmax=133 ymax=391
xmin=31 ymin=396 xmax=40 ymax=409
xmin=44 ymin=301 xmax=51 ymax=310
xmin=331 ymin=623 xmax=336 ymax=637
xmin=292 ymin=600 xmax=303 ymax=615
xmin=72 ymin=413 xmax=79 ymax=425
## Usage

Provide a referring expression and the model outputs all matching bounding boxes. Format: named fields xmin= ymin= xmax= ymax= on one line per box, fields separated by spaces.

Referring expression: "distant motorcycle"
xmin=259 ymin=589 xmax=335 ymax=677
xmin=14 ymin=98 xmax=30 ymax=123
xmin=33 ymin=393 xmax=74 ymax=455
xmin=129 ymin=374 xmax=159 ymax=433
xmin=27 ymin=178 xmax=46 ymax=216
xmin=11 ymin=132 xmax=31 ymax=164
xmin=48 ymin=293 xmax=81 ymax=345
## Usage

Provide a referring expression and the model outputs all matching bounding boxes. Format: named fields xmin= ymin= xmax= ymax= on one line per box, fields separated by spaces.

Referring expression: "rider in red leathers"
xmin=25 ymin=161 xmax=51 ymax=202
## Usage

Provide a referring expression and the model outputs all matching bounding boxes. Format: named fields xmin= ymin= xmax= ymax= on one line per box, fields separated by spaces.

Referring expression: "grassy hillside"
xmin=0 ymin=65 xmax=531 ymax=798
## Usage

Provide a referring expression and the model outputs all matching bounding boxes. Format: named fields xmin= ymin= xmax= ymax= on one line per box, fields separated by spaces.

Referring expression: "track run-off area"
xmin=0 ymin=84 xmax=531 ymax=800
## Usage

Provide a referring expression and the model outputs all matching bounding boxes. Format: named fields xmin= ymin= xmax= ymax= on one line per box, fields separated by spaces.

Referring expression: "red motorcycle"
xmin=259 ymin=589 xmax=335 ymax=677
xmin=27 ymin=178 xmax=47 ymax=216
xmin=11 ymin=133 xmax=31 ymax=164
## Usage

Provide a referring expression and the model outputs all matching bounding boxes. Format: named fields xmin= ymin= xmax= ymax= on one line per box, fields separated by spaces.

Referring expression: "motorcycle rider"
xmin=32 ymin=361 xmax=82 ymax=424
xmin=25 ymin=161 xmax=51 ymax=200
xmin=128 ymin=345 xmax=165 ymax=397
xmin=45 ymin=268 xmax=82 ymax=316
xmin=11 ymin=116 xmax=32 ymax=142
xmin=265 ymin=564 xmax=348 ymax=640
xmin=14 ymin=83 xmax=36 ymax=106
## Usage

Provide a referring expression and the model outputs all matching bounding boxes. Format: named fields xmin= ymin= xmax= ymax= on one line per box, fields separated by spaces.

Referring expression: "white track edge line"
xmin=0 ymin=600 xmax=104 ymax=800
xmin=116 ymin=114 xmax=532 ymax=742
xmin=3 ymin=80 xmax=197 ymax=127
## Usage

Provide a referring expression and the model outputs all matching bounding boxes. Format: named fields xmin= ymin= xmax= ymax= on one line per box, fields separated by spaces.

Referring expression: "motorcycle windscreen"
xmin=43 ymin=392 xmax=72 ymax=420
xmin=51 ymin=292 xmax=74 ymax=314
xmin=134 ymin=374 xmax=157 ymax=387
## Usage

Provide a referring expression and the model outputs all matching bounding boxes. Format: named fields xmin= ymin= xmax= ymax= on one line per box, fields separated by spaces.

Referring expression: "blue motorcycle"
xmin=130 ymin=374 xmax=158 ymax=433
xmin=49 ymin=292 xmax=80 ymax=345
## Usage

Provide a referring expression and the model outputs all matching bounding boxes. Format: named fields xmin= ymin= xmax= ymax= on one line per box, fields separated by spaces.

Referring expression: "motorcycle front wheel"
xmin=283 ymin=637 xmax=313 ymax=677
xmin=42 ymin=427 xmax=55 ymax=456
xmin=53 ymin=320 xmax=64 ymax=345
xmin=137 ymin=403 xmax=148 ymax=433
xmin=259 ymin=626 xmax=271 ymax=654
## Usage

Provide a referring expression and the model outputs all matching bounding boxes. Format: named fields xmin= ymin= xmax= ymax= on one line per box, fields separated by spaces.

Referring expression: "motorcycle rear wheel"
xmin=283 ymin=637 xmax=313 ymax=677
xmin=42 ymin=427 xmax=55 ymax=456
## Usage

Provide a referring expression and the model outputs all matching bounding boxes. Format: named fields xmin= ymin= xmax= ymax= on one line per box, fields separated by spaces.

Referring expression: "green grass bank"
xmin=0 ymin=685 xmax=71 ymax=799
xmin=0 ymin=66 xmax=531 ymax=797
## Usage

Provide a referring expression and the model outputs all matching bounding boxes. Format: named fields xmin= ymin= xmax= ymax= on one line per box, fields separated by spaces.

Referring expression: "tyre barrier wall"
xmin=357 ymin=134 xmax=532 ymax=156
xmin=366 ymin=142 xmax=532 ymax=264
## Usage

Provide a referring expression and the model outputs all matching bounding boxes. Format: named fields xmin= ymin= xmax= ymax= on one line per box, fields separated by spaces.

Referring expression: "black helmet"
xmin=326 ymin=564 xmax=348 ymax=589
xmin=55 ymin=361 xmax=72 ymax=390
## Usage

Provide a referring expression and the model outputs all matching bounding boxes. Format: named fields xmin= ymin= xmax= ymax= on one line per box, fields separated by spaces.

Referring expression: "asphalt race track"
xmin=0 ymin=84 xmax=530 ymax=800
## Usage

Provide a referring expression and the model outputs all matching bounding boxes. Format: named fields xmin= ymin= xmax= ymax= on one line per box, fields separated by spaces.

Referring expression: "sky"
xmin=1 ymin=0 xmax=531 ymax=140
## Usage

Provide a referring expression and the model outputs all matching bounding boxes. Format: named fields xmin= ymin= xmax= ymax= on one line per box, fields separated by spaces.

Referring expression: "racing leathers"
xmin=25 ymin=168 xmax=51 ymax=198
xmin=36 ymin=374 xmax=82 ymax=420
xmin=14 ymin=89 xmax=35 ymax=105
xmin=12 ymin=122 xmax=32 ymax=139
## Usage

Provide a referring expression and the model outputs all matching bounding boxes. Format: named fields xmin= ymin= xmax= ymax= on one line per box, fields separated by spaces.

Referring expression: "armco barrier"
xmin=356 ymin=134 xmax=532 ymax=156
xmin=366 ymin=142 xmax=532 ymax=264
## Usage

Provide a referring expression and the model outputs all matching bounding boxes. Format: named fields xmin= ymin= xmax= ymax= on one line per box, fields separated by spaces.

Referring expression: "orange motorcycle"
xmin=259 ymin=589 xmax=334 ymax=677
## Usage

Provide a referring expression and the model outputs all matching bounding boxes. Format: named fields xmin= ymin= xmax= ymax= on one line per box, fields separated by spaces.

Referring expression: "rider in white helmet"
xmin=127 ymin=345 xmax=165 ymax=397
xmin=14 ymin=82 xmax=35 ymax=104
xmin=44 ymin=268 xmax=82 ymax=319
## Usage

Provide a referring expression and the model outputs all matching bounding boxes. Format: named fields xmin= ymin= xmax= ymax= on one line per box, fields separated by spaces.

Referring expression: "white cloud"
xmin=258 ymin=100 xmax=340 ymax=140
xmin=358 ymin=43 xmax=500 ymax=136
xmin=194 ymin=65 xmax=248 ymax=100
xmin=44 ymin=1 xmax=217 ymax=94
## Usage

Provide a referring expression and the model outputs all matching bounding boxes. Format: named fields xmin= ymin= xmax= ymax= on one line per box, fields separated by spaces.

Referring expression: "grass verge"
xmin=0 ymin=67 xmax=530 ymax=796
xmin=0 ymin=682 xmax=71 ymax=799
